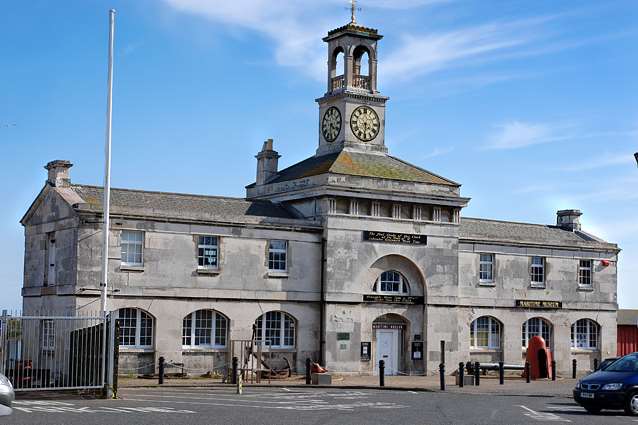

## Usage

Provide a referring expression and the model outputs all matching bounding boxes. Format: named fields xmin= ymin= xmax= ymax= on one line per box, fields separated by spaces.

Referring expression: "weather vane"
xmin=349 ymin=0 xmax=361 ymax=24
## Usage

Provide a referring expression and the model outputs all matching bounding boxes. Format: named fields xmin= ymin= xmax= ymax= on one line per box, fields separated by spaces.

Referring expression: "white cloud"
xmin=560 ymin=153 xmax=636 ymax=172
xmin=483 ymin=121 xmax=569 ymax=150
xmin=423 ymin=146 xmax=454 ymax=159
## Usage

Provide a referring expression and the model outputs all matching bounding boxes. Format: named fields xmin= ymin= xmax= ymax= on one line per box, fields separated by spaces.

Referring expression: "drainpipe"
xmin=319 ymin=237 xmax=327 ymax=366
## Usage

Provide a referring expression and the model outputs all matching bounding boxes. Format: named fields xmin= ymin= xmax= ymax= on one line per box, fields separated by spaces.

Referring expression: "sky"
xmin=0 ymin=0 xmax=636 ymax=311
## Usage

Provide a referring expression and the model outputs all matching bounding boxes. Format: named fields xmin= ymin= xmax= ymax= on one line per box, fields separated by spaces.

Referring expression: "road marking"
xmin=519 ymin=405 xmax=571 ymax=423
xmin=544 ymin=405 xmax=584 ymax=412
xmin=11 ymin=403 xmax=195 ymax=415
xmin=408 ymin=391 xmax=418 ymax=394
xmin=282 ymin=387 xmax=291 ymax=392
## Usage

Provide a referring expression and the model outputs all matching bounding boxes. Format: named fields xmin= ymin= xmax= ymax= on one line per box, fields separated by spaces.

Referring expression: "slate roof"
xmin=460 ymin=217 xmax=618 ymax=250
xmin=68 ymin=184 xmax=311 ymax=226
xmin=256 ymin=151 xmax=459 ymax=187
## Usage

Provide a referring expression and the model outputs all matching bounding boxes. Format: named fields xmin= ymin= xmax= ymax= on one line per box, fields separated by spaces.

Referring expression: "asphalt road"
xmin=1 ymin=386 xmax=637 ymax=425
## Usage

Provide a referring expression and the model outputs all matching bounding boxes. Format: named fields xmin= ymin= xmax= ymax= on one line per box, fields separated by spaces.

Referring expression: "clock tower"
xmin=316 ymin=15 xmax=388 ymax=156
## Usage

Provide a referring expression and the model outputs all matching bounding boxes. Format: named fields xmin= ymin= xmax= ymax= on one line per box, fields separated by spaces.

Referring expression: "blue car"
xmin=574 ymin=352 xmax=638 ymax=415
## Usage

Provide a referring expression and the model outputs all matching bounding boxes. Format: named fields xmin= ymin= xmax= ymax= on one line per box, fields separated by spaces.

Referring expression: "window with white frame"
xmin=413 ymin=205 xmax=422 ymax=221
xmin=374 ymin=271 xmax=409 ymax=294
xmin=349 ymin=199 xmax=359 ymax=215
xmin=255 ymin=311 xmax=295 ymax=348
xmin=268 ymin=240 xmax=287 ymax=272
xmin=479 ymin=254 xmax=494 ymax=283
xmin=392 ymin=204 xmax=401 ymax=219
xmin=121 ymin=230 xmax=144 ymax=267
xmin=521 ymin=317 xmax=552 ymax=348
xmin=182 ymin=310 xmax=228 ymax=348
xmin=571 ymin=319 xmax=599 ymax=350
xmin=371 ymin=201 xmax=381 ymax=217
xmin=470 ymin=316 xmax=501 ymax=349
xmin=117 ymin=308 xmax=153 ymax=348
xmin=432 ymin=207 xmax=441 ymax=222
xmin=453 ymin=209 xmax=460 ymax=223
xmin=328 ymin=198 xmax=337 ymax=214
xmin=578 ymin=260 xmax=593 ymax=287
xmin=530 ymin=256 xmax=545 ymax=287
xmin=41 ymin=319 xmax=55 ymax=351
xmin=197 ymin=236 xmax=219 ymax=269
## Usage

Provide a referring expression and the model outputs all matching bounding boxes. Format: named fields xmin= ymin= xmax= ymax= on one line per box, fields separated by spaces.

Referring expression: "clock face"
xmin=350 ymin=106 xmax=380 ymax=142
xmin=321 ymin=107 xmax=342 ymax=142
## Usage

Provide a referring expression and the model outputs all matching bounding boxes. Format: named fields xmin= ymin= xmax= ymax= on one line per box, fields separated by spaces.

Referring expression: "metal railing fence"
xmin=0 ymin=313 xmax=107 ymax=391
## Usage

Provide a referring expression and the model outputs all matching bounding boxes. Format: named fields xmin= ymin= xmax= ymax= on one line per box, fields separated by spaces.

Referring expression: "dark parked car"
xmin=574 ymin=352 xmax=638 ymax=415
xmin=0 ymin=373 xmax=14 ymax=416
xmin=598 ymin=357 xmax=619 ymax=371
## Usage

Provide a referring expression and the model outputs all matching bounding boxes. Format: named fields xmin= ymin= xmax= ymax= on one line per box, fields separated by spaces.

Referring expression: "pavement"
xmin=3 ymin=386 xmax=637 ymax=425
xmin=118 ymin=373 xmax=580 ymax=397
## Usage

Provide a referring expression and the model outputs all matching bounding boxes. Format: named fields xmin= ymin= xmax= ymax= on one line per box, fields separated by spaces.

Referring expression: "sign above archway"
xmin=363 ymin=231 xmax=427 ymax=245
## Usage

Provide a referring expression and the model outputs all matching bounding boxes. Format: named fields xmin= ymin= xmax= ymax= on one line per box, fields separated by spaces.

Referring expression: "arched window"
xmin=571 ymin=319 xmax=600 ymax=350
xmin=374 ymin=271 xmax=409 ymax=295
xmin=182 ymin=310 xmax=228 ymax=348
xmin=255 ymin=311 xmax=295 ymax=349
xmin=117 ymin=308 xmax=153 ymax=348
xmin=521 ymin=317 xmax=552 ymax=348
xmin=470 ymin=316 xmax=501 ymax=349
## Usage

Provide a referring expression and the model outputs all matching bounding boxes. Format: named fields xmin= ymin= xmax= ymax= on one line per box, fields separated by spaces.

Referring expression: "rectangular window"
xmin=197 ymin=236 xmax=218 ymax=269
xmin=530 ymin=256 xmax=545 ymax=288
xmin=121 ymin=230 xmax=143 ymax=267
xmin=413 ymin=206 xmax=422 ymax=221
xmin=268 ymin=240 xmax=288 ymax=272
xmin=392 ymin=204 xmax=401 ymax=219
xmin=328 ymin=198 xmax=337 ymax=214
xmin=453 ymin=209 xmax=460 ymax=224
xmin=349 ymin=199 xmax=359 ymax=215
xmin=479 ymin=254 xmax=494 ymax=283
xmin=432 ymin=207 xmax=441 ymax=222
xmin=41 ymin=320 xmax=55 ymax=351
xmin=578 ymin=260 xmax=593 ymax=287
xmin=371 ymin=202 xmax=381 ymax=217
xmin=118 ymin=308 xmax=137 ymax=346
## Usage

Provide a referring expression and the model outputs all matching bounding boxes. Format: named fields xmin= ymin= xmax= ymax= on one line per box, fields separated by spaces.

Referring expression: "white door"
xmin=375 ymin=329 xmax=399 ymax=375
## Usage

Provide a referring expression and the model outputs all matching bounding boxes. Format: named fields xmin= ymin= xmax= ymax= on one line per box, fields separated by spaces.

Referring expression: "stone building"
xmin=20 ymin=18 xmax=619 ymax=376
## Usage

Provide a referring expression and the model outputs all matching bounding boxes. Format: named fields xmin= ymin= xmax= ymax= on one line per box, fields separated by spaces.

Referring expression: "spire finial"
xmin=350 ymin=0 xmax=359 ymax=24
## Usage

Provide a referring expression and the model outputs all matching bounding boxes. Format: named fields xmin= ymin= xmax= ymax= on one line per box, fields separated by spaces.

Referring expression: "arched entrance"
xmin=373 ymin=314 xmax=409 ymax=375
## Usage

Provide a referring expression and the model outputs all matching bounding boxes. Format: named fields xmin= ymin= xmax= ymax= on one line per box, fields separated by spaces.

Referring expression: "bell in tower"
xmin=316 ymin=7 xmax=389 ymax=157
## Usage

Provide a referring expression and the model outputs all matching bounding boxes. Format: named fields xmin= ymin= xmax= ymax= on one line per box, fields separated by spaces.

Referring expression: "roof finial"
xmin=350 ymin=0 xmax=360 ymax=24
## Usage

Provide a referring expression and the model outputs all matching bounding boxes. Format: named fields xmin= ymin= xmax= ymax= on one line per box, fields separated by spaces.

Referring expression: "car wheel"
xmin=626 ymin=392 xmax=638 ymax=416
xmin=584 ymin=406 xmax=601 ymax=414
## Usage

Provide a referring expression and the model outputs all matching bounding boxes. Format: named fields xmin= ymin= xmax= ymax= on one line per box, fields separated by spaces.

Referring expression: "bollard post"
xmin=474 ymin=361 xmax=480 ymax=386
xmin=439 ymin=363 xmax=445 ymax=391
xmin=572 ymin=359 xmax=577 ymax=379
xmin=379 ymin=360 xmax=385 ymax=387
xmin=525 ymin=361 xmax=531 ymax=383
xmin=231 ymin=356 xmax=238 ymax=385
xmin=305 ymin=358 xmax=311 ymax=385
xmin=551 ymin=360 xmax=556 ymax=381
xmin=158 ymin=356 xmax=165 ymax=385
xmin=593 ymin=358 xmax=599 ymax=371
xmin=458 ymin=362 xmax=464 ymax=388
xmin=499 ymin=361 xmax=504 ymax=385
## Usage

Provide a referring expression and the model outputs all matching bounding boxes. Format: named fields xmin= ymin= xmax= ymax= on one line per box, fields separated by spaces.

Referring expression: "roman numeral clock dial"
xmin=321 ymin=107 xmax=342 ymax=142
xmin=350 ymin=106 xmax=380 ymax=142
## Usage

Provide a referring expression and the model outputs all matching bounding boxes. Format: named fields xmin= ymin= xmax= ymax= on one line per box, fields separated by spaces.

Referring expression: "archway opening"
xmin=372 ymin=313 xmax=409 ymax=376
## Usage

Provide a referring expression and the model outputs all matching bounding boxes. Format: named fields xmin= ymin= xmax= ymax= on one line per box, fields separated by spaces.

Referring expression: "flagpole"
xmin=101 ymin=8 xmax=116 ymax=398
xmin=101 ymin=9 xmax=115 ymax=316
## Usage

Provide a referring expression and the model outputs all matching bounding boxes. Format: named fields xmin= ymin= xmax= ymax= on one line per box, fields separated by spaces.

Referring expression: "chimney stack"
xmin=255 ymin=139 xmax=280 ymax=185
xmin=45 ymin=160 xmax=73 ymax=188
xmin=556 ymin=209 xmax=582 ymax=232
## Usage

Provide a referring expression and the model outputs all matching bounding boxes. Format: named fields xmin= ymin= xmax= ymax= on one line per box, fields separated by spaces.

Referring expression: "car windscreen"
xmin=604 ymin=354 xmax=638 ymax=372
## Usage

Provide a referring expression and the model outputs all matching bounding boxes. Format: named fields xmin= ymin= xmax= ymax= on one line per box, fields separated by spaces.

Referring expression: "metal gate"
xmin=0 ymin=313 xmax=114 ymax=391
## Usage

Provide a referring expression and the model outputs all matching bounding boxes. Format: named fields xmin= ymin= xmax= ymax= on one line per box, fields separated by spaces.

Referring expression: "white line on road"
xmin=519 ymin=405 xmax=571 ymax=423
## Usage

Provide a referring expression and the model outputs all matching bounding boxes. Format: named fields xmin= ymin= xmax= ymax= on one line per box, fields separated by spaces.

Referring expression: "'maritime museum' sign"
xmin=515 ymin=300 xmax=563 ymax=309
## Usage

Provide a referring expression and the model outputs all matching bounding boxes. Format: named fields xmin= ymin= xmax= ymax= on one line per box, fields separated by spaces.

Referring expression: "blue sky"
xmin=0 ymin=0 xmax=636 ymax=310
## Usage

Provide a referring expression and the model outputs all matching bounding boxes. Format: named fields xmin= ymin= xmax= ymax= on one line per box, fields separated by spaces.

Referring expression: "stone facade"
xmin=20 ymin=18 xmax=619 ymax=377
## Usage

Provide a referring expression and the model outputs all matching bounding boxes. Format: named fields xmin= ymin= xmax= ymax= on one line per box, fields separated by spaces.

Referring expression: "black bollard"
xmin=593 ymin=358 xmax=599 ymax=371
xmin=474 ymin=361 xmax=480 ymax=386
xmin=379 ymin=360 xmax=385 ymax=387
xmin=439 ymin=363 xmax=445 ymax=391
xmin=551 ymin=360 xmax=556 ymax=381
xmin=572 ymin=359 xmax=577 ymax=379
xmin=158 ymin=356 xmax=165 ymax=385
xmin=231 ymin=356 xmax=238 ymax=385
xmin=499 ymin=361 xmax=504 ymax=385
xmin=305 ymin=358 xmax=311 ymax=385
xmin=525 ymin=361 xmax=531 ymax=383
xmin=458 ymin=362 xmax=465 ymax=388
